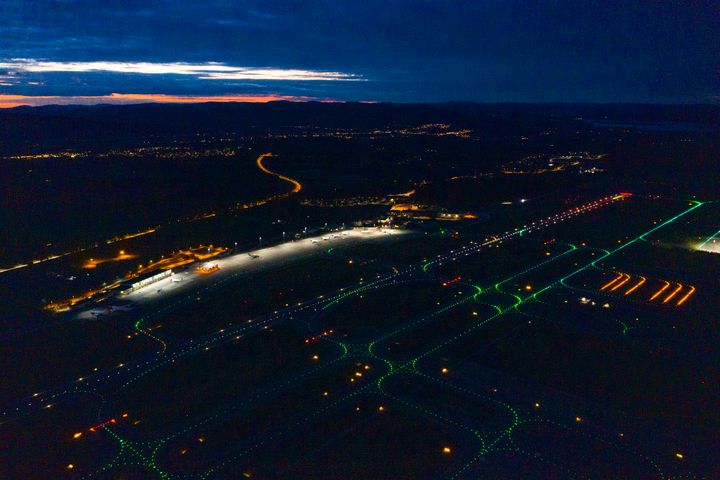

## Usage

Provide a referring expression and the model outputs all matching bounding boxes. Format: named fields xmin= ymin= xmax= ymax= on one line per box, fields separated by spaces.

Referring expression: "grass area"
xmin=377 ymin=303 xmax=498 ymax=361
xmin=159 ymin=256 xmax=382 ymax=338
xmin=230 ymin=395 xmax=477 ymax=480
xmin=0 ymin=399 xmax=118 ymax=479
xmin=473 ymin=320 xmax=719 ymax=437
xmin=0 ymin=320 xmax=154 ymax=400
xmin=118 ymin=325 xmax=338 ymax=435
xmin=155 ymin=356 xmax=382 ymax=476
xmin=316 ymin=281 xmax=458 ymax=339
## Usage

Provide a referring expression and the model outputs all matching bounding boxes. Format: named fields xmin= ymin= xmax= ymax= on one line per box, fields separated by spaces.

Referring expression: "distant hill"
xmin=1 ymin=101 xmax=717 ymax=155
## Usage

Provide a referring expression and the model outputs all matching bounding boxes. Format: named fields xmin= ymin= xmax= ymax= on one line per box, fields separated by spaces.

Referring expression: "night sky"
xmin=1 ymin=0 xmax=718 ymax=107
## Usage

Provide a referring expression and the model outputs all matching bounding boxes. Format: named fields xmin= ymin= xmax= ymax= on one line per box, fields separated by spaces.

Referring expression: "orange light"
xmin=663 ymin=283 xmax=683 ymax=304
xmin=442 ymin=446 xmax=452 ymax=454
xmin=610 ymin=274 xmax=631 ymax=292
xmin=676 ymin=285 xmax=696 ymax=306
xmin=676 ymin=453 xmax=684 ymax=459
xmin=441 ymin=367 xmax=449 ymax=374
xmin=650 ymin=280 xmax=671 ymax=301
xmin=73 ymin=432 xmax=83 ymax=439
xmin=67 ymin=464 xmax=74 ymax=470
xmin=524 ymin=285 xmax=532 ymax=291
xmin=600 ymin=272 xmax=624 ymax=290
xmin=575 ymin=416 xmax=583 ymax=423
xmin=624 ymin=276 xmax=646 ymax=296
xmin=378 ymin=405 xmax=385 ymax=412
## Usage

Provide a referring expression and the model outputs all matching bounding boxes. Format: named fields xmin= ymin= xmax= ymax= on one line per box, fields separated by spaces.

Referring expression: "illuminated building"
xmin=119 ymin=269 xmax=173 ymax=295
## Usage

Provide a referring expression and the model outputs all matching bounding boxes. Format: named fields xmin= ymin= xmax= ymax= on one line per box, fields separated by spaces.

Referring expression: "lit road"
xmin=256 ymin=152 xmax=302 ymax=194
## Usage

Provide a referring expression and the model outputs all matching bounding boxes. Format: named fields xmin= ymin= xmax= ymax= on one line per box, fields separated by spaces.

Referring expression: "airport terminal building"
xmin=119 ymin=269 xmax=172 ymax=295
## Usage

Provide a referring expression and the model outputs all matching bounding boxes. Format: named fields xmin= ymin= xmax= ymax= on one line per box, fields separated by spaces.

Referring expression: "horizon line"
xmin=0 ymin=93 xmax=717 ymax=109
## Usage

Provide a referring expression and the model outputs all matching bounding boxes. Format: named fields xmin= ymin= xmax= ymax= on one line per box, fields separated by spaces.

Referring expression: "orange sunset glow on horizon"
xmin=0 ymin=92 xmax=337 ymax=108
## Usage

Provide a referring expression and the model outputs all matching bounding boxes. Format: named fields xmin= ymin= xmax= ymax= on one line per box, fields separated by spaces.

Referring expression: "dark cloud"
xmin=0 ymin=0 xmax=718 ymax=103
